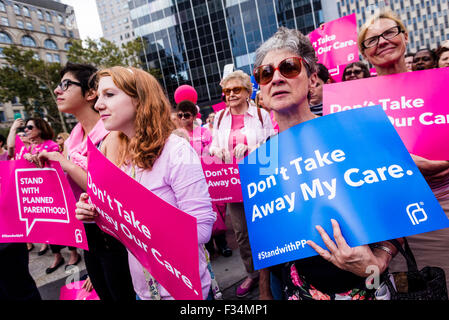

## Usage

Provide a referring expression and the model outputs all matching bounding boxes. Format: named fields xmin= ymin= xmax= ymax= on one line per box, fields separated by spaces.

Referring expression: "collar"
xmin=224 ymin=103 xmax=257 ymax=117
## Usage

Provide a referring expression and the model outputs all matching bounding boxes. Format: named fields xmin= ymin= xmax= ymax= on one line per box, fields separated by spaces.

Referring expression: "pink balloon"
xmin=174 ymin=85 xmax=198 ymax=104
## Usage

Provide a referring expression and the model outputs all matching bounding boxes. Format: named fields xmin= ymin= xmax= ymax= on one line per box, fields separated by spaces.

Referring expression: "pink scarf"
xmin=65 ymin=120 xmax=109 ymax=171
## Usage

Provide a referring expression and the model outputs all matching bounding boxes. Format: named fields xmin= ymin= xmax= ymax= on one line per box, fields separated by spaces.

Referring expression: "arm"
xmin=411 ymin=154 xmax=449 ymax=180
xmin=7 ymin=118 xmax=25 ymax=157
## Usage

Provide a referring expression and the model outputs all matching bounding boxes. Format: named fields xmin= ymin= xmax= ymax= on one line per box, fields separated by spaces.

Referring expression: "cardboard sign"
xmin=201 ymin=156 xmax=243 ymax=203
xmin=323 ymin=68 xmax=449 ymax=160
xmin=87 ymin=139 xmax=202 ymax=300
xmin=0 ymin=160 xmax=88 ymax=249
xmin=308 ymin=13 xmax=359 ymax=71
xmin=238 ymin=107 xmax=449 ymax=270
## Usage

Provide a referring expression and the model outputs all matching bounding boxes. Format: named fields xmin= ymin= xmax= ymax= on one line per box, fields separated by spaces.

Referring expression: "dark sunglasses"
xmin=24 ymin=125 xmax=35 ymax=130
xmin=177 ymin=112 xmax=192 ymax=119
xmin=254 ymin=57 xmax=303 ymax=85
xmin=222 ymin=86 xmax=246 ymax=96
xmin=57 ymin=79 xmax=82 ymax=91
xmin=362 ymin=26 xmax=403 ymax=49
xmin=344 ymin=69 xmax=363 ymax=76
xmin=56 ymin=136 xmax=63 ymax=140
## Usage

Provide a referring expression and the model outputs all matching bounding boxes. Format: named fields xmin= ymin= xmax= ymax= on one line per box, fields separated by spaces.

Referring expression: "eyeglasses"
xmin=57 ymin=79 xmax=82 ymax=91
xmin=362 ymin=26 xmax=403 ymax=49
xmin=254 ymin=57 xmax=303 ymax=85
xmin=344 ymin=69 xmax=363 ymax=76
xmin=177 ymin=112 xmax=192 ymax=119
xmin=222 ymin=86 xmax=246 ymax=96
xmin=24 ymin=125 xmax=35 ymax=130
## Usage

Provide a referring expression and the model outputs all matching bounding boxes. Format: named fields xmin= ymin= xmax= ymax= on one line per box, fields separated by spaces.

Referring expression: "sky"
xmin=59 ymin=0 xmax=103 ymax=41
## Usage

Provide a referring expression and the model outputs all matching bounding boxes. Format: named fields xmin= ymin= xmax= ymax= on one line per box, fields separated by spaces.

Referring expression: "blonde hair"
xmin=95 ymin=66 xmax=175 ymax=170
xmin=358 ymin=9 xmax=407 ymax=55
xmin=221 ymin=70 xmax=253 ymax=97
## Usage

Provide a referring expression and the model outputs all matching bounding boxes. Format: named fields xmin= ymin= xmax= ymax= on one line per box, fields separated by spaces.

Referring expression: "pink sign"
xmin=201 ymin=156 xmax=243 ymax=203
xmin=323 ymin=68 xmax=449 ymax=160
xmin=212 ymin=101 xmax=226 ymax=112
xmin=60 ymin=280 xmax=100 ymax=300
xmin=0 ymin=160 xmax=88 ymax=249
xmin=86 ymin=139 xmax=202 ymax=300
xmin=308 ymin=13 xmax=359 ymax=72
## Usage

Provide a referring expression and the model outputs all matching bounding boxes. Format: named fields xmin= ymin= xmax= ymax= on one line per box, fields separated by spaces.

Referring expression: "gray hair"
xmin=254 ymin=27 xmax=317 ymax=76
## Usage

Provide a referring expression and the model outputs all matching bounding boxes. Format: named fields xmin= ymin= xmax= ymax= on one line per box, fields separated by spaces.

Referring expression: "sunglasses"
xmin=57 ymin=79 xmax=82 ymax=91
xmin=24 ymin=125 xmax=35 ymax=130
xmin=344 ymin=69 xmax=363 ymax=76
xmin=254 ymin=57 xmax=303 ymax=85
xmin=56 ymin=136 xmax=63 ymax=140
xmin=177 ymin=112 xmax=192 ymax=119
xmin=362 ymin=26 xmax=403 ymax=49
xmin=222 ymin=86 xmax=246 ymax=96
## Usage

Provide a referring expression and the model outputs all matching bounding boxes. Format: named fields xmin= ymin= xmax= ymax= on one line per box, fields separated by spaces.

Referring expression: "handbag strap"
xmin=388 ymin=238 xmax=419 ymax=272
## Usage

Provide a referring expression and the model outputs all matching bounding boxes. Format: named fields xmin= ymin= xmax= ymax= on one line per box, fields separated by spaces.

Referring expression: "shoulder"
xmin=163 ymin=133 xmax=200 ymax=165
xmin=101 ymin=131 xmax=121 ymax=162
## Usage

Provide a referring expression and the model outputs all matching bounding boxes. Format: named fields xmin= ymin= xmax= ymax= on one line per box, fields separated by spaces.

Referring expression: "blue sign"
xmin=238 ymin=106 xmax=449 ymax=270
xmin=250 ymin=75 xmax=259 ymax=100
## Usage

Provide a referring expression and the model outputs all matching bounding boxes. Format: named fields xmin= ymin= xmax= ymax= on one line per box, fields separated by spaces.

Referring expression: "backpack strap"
xmin=217 ymin=106 xmax=263 ymax=129
xmin=217 ymin=108 xmax=227 ymax=129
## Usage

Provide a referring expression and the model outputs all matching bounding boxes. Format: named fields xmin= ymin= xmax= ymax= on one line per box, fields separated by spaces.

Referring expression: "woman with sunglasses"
xmin=209 ymin=70 xmax=274 ymax=297
xmin=55 ymin=132 xmax=70 ymax=153
xmin=359 ymin=10 xmax=449 ymax=288
xmin=254 ymin=27 xmax=400 ymax=300
xmin=75 ymin=66 xmax=215 ymax=300
xmin=176 ymin=100 xmax=212 ymax=156
xmin=342 ymin=61 xmax=371 ymax=82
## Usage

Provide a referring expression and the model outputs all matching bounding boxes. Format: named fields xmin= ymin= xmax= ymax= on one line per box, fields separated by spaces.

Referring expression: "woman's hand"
xmin=81 ymin=276 xmax=94 ymax=292
xmin=11 ymin=118 xmax=25 ymax=131
xmin=307 ymin=219 xmax=390 ymax=277
xmin=210 ymin=147 xmax=231 ymax=163
xmin=75 ymin=193 xmax=97 ymax=222
xmin=22 ymin=153 xmax=39 ymax=165
xmin=233 ymin=143 xmax=248 ymax=159
xmin=411 ymin=154 xmax=449 ymax=178
xmin=37 ymin=150 xmax=65 ymax=168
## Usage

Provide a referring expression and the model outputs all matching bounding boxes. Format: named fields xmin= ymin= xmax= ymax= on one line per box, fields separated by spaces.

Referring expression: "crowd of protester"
xmin=0 ymin=7 xmax=448 ymax=301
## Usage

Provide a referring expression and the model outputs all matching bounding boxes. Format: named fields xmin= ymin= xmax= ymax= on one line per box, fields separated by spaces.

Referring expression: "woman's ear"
xmin=85 ymin=88 xmax=97 ymax=102
xmin=308 ymin=72 xmax=318 ymax=91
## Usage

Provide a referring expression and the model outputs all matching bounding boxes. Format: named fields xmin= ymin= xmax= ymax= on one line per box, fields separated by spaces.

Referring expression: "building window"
xmin=64 ymin=42 xmax=72 ymax=51
xmin=46 ymin=52 xmax=53 ymax=62
xmin=45 ymin=11 xmax=52 ymax=22
xmin=40 ymin=25 xmax=46 ymax=33
xmin=0 ymin=16 xmax=8 ymax=26
xmin=23 ymin=6 xmax=30 ymax=17
xmin=17 ymin=20 xmax=24 ymax=28
xmin=44 ymin=39 xmax=58 ymax=50
xmin=25 ymin=22 xmax=33 ymax=30
xmin=53 ymin=53 xmax=60 ymax=63
xmin=0 ymin=47 xmax=4 ymax=58
xmin=37 ymin=10 xmax=43 ymax=20
xmin=48 ymin=26 xmax=55 ymax=34
xmin=21 ymin=35 xmax=36 ymax=47
xmin=58 ymin=14 xmax=64 ymax=24
xmin=0 ymin=1 xmax=5 ymax=12
xmin=13 ymin=4 xmax=20 ymax=15
xmin=0 ymin=32 xmax=12 ymax=44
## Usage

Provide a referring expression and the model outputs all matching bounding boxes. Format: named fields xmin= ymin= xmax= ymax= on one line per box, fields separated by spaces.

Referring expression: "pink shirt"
xmin=228 ymin=114 xmax=248 ymax=160
xmin=188 ymin=126 xmax=212 ymax=156
xmin=125 ymin=134 xmax=215 ymax=300
xmin=29 ymin=140 xmax=59 ymax=154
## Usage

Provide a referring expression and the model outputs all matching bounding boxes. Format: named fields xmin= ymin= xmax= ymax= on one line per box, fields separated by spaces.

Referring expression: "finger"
xmin=307 ymin=240 xmax=332 ymax=261
xmin=315 ymin=225 xmax=338 ymax=253
xmin=331 ymin=219 xmax=350 ymax=250
xmin=79 ymin=193 xmax=90 ymax=202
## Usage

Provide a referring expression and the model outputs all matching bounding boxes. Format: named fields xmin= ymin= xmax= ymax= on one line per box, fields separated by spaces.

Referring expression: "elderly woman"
xmin=209 ymin=70 xmax=274 ymax=297
xmin=255 ymin=27 xmax=401 ymax=300
xmin=342 ymin=61 xmax=371 ymax=81
xmin=358 ymin=9 xmax=449 ymax=288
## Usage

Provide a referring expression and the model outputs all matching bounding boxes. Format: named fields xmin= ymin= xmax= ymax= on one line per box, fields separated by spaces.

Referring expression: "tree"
xmin=0 ymin=46 xmax=67 ymax=133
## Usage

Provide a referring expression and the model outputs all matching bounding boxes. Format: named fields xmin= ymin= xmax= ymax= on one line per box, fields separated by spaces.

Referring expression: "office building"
xmin=96 ymin=0 xmax=134 ymax=47
xmin=0 ymin=0 xmax=80 ymax=125
xmin=129 ymin=0 xmax=326 ymax=107
xmin=336 ymin=0 xmax=449 ymax=52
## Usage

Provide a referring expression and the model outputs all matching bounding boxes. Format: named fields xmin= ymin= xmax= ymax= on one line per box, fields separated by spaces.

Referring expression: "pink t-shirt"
xmin=228 ymin=114 xmax=248 ymax=160
xmin=29 ymin=140 xmax=59 ymax=154
xmin=188 ymin=126 xmax=212 ymax=156
xmin=125 ymin=134 xmax=215 ymax=300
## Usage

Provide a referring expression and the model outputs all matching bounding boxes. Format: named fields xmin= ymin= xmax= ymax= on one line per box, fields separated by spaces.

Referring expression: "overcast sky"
xmin=60 ymin=0 xmax=103 ymax=40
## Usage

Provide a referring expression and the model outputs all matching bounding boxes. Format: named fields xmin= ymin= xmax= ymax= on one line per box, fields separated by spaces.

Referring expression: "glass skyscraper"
xmin=129 ymin=0 xmax=324 ymax=106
